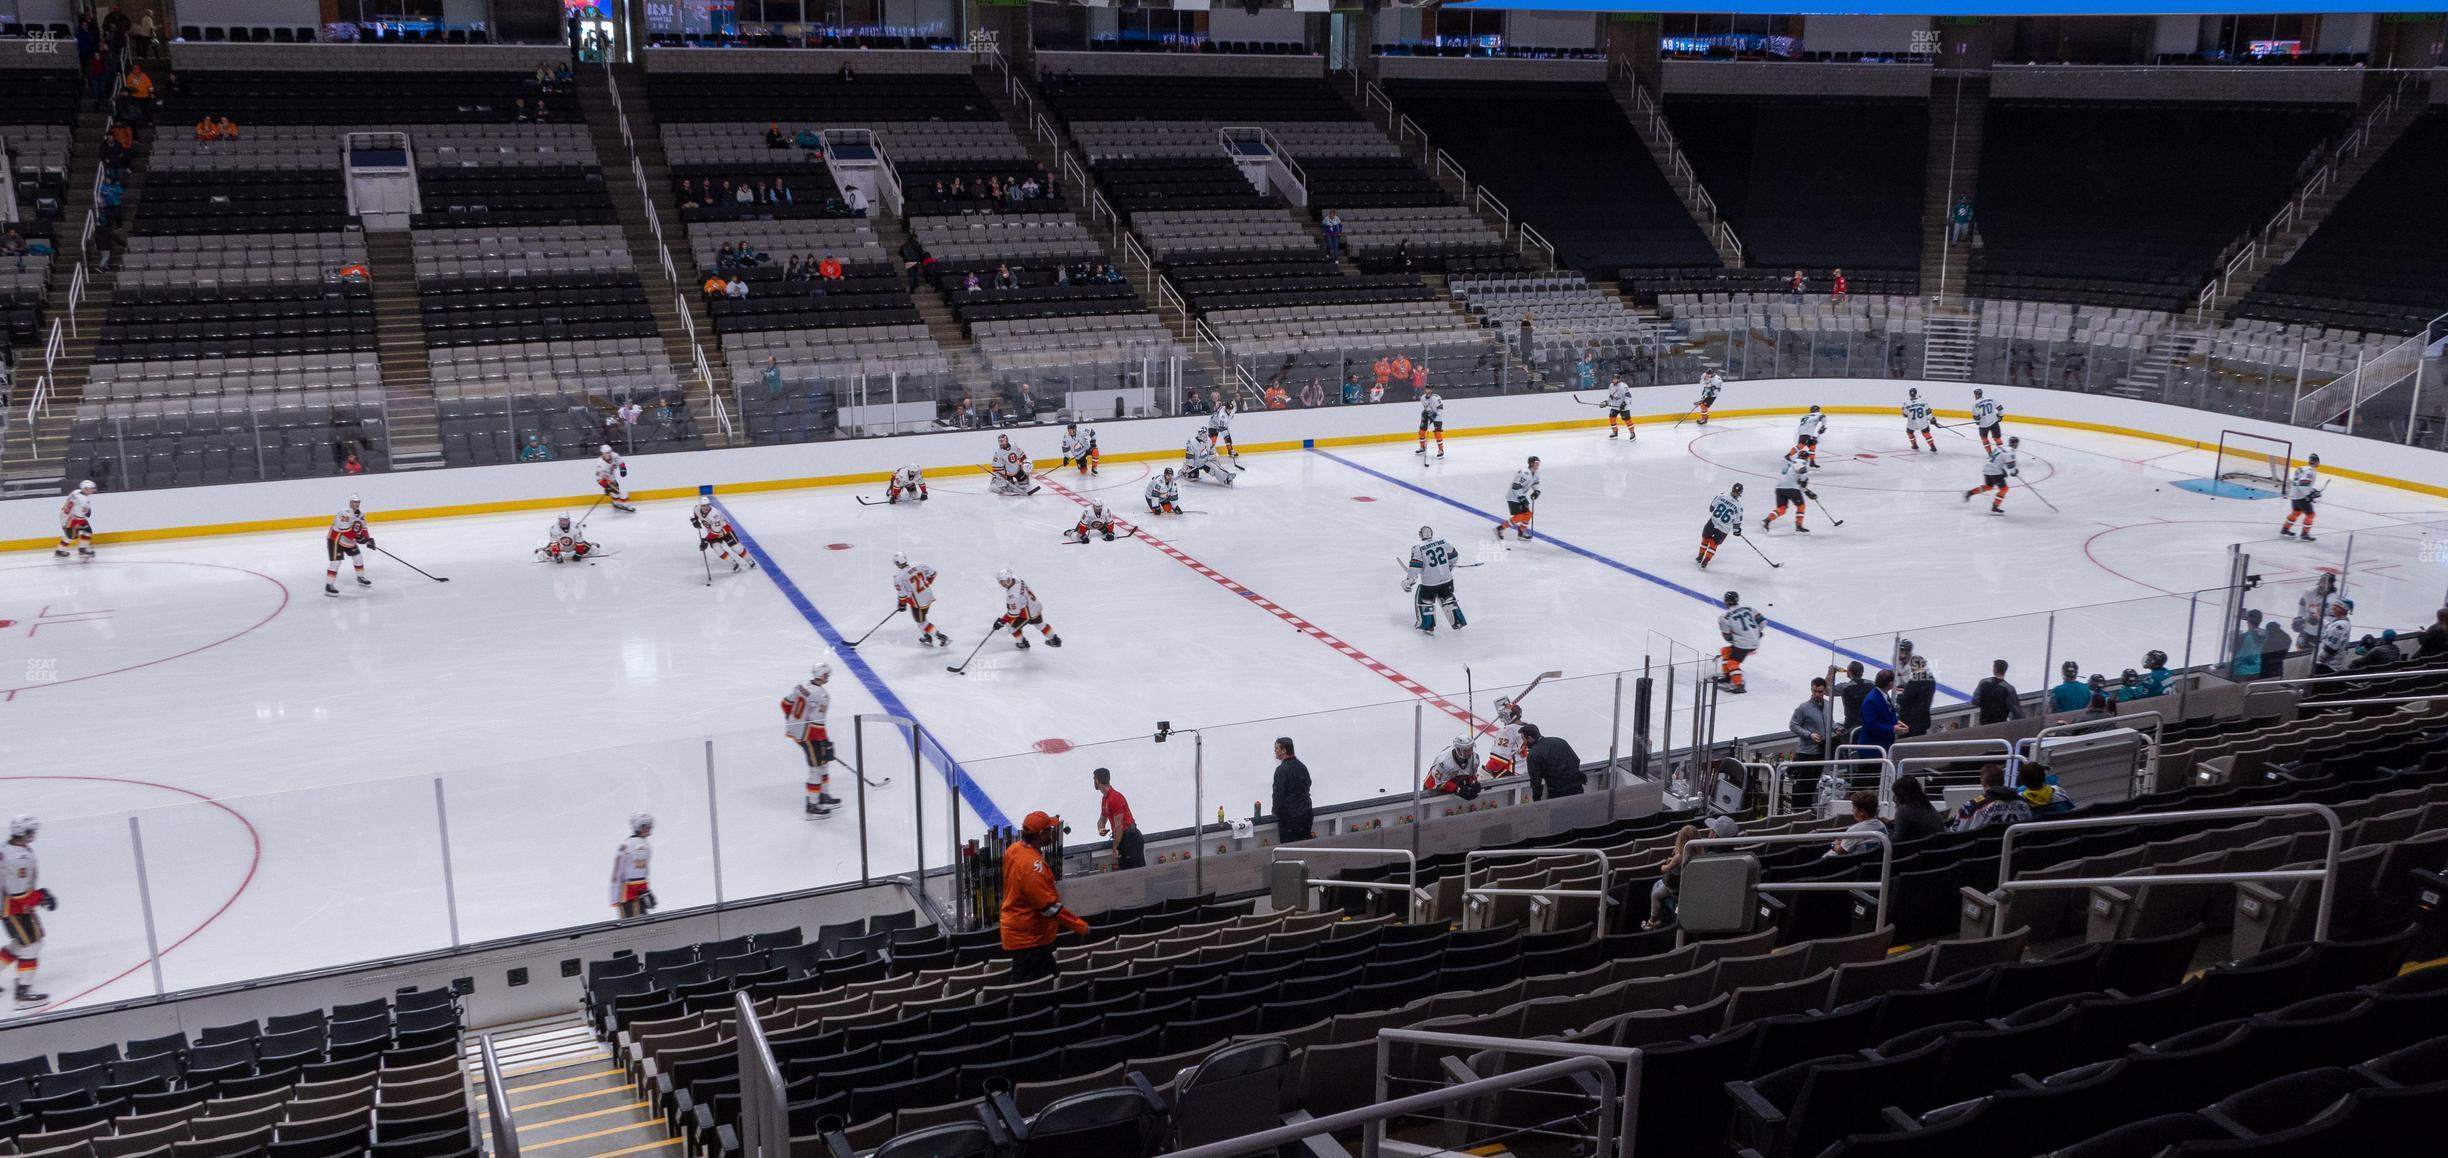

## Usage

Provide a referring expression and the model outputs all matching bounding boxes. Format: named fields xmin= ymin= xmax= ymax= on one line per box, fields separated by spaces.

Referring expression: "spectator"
xmin=1342 ymin=371 xmax=1363 ymax=404
xmin=1899 ymin=655 xmax=1938 ymax=737
xmin=2018 ymin=763 xmax=2075 ymax=815
xmin=1394 ymin=239 xmax=1413 ymax=270
xmin=1950 ymin=197 xmax=1973 ymax=243
xmin=1018 ymin=174 xmax=1040 ymax=200
xmin=838 ymin=61 xmax=856 ymax=82
xmin=1790 ymin=677 xmax=1834 ymax=760
xmin=132 ymin=10 xmax=156 ymax=59
xmin=955 ymin=397 xmax=978 ymax=429
xmin=1411 ymin=361 xmax=1427 ymax=397
xmin=1018 ymin=383 xmax=1037 ymax=417
xmin=760 ymin=356 xmax=784 ymax=397
xmin=2231 ymin=611 xmax=2266 ymax=681
xmin=1893 ymin=637 xmax=1918 ymax=673
xmin=1271 ymin=737 xmax=1312 ymax=843
xmin=2357 ymin=630 xmax=2404 ymax=669
xmin=1826 ymin=790 xmax=1888 ymax=857
xmin=336 ymin=261 xmax=370 ymax=285
xmin=766 ymin=177 xmax=792 ymax=205
xmin=124 ymin=62 xmax=153 ymax=115
xmin=1646 ymin=816 xmax=1740 ymax=929
xmin=520 ymin=433 xmax=552 ymax=461
xmin=1972 ymin=659 xmax=2020 ymax=725
xmin=1092 ymin=767 xmax=1144 ymax=870
xmin=1788 ymin=269 xmax=1806 ymax=302
xmin=1831 ymin=661 xmax=1871 ymax=739
xmin=2420 ymin=608 xmax=2448 ymax=659
xmin=898 ymin=235 xmax=927 ymax=290
xmin=1 ymin=226 xmax=23 ymax=271
xmin=1952 ymin=764 xmax=2031 ymax=831
xmin=993 ymin=263 xmax=1017 ymax=290
xmin=1889 ymin=775 xmax=1947 ymax=842
xmin=1301 ymin=378 xmax=1326 ymax=408
xmin=2083 ymin=682 xmax=2120 ymax=720
xmin=512 ymin=98 xmax=535 ymax=124
xmin=999 ymin=811 xmax=1087 ymax=982
xmin=765 ymin=122 xmax=788 ymax=149
xmin=1320 ymin=209 xmax=1343 ymax=256
xmin=195 ymin=114 xmax=225 ymax=142
xmin=2048 ymin=661 xmax=2090 ymax=713
xmin=1853 ymin=668 xmax=1899 ymax=753
xmin=733 ymin=182 xmax=754 ymax=206
xmin=701 ymin=274 xmax=728 ymax=302
xmin=342 ymin=448 xmax=364 ymax=475
xmin=1519 ymin=723 xmax=1584 ymax=800
xmin=2260 ymin=613 xmax=2293 ymax=678
xmin=782 ymin=255 xmax=804 ymax=282
xmin=844 ymin=184 xmax=866 ymax=215
xmin=724 ymin=277 xmax=749 ymax=299
xmin=1830 ymin=268 xmax=1848 ymax=303
xmin=618 ymin=400 xmax=642 ymax=429
xmin=961 ymin=271 xmax=982 ymax=292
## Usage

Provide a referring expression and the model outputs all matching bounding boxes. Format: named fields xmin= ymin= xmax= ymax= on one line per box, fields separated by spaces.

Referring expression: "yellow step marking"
xmin=505 ymin=1067 xmax=622 ymax=1092
xmin=518 ymin=1102 xmax=653 ymax=1132
xmin=513 ymin=1085 xmax=642 ymax=1113
xmin=523 ymin=1119 xmax=672 ymax=1152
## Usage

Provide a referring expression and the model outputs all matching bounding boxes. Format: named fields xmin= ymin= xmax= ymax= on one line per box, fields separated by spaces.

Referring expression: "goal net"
xmin=2213 ymin=430 xmax=2294 ymax=491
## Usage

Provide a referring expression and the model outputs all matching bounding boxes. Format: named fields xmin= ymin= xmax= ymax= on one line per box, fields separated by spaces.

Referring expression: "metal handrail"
xmin=2294 ymin=693 xmax=2448 ymax=711
xmin=733 ymin=992 xmax=789 ymax=1158
xmin=1434 ymin=147 xmax=1468 ymax=190
xmin=1396 ymin=113 xmax=1427 ymax=159
xmin=1475 ymin=186 xmax=1510 ymax=232
xmin=1060 ymin=151 xmax=1090 ymax=203
xmin=1272 ymin=846 xmax=1418 ymax=914
xmin=1461 ymin=848 xmax=1612 ymax=938
xmin=1156 ymin=276 xmax=1190 ymax=337
xmin=1990 ymin=803 xmax=2342 ymax=940
xmin=2021 ymin=709 xmax=2162 ymax=790
xmin=478 ymin=1034 xmax=520 ymax=1158
xmin=2254 ymin=667 xmax=2448 ymax=690
xmin=1680 ymin=830 xmax=1897 ymax=940
xmin=1518 ymin=223 xmax=1555 ymax=269
xmin=1363 ymin=81 xmax=1395 ymax=131
xmin=1363 ymin=1030 xmax=1638 ymax=1158
xmin=1169 ymin=1047 xmax=1623 ymax=1158
xmin=1768 ymin=756 xmax=1894 ymax=815
xmin=1031 ymin=111 xmax=1058 ymax=148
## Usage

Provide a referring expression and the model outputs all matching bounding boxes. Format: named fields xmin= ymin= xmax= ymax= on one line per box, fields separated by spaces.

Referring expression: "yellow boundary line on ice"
xmin=6 ymin=405 xmax=2439 ymax=554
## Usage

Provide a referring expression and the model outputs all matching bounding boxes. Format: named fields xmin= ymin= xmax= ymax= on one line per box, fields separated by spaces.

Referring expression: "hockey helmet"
xmin=905 ymin=463 xmax=921 ymax=475
xmin=2307 ymin=453 xmax=2320 ymax=466
xmin=1908 ymin=388 xmax=1920 ymax=400
xmin=2007 ymin=436 xmax=2021 ymax=448
xmin=1808 ymin=404 xmax=1822 ymax=413
xmin=1089 ymin=500 xmax=1108 ymax=515
xmin=1162 ymin=467 xmax=1176 ymax=478
xmin=695 ymin=496 xmax=713 ymax=510
xmin=1451 ymin=735 xmax=1476 ymax=753
xmin=995 ymin=568 xmax=1016 ymax=586
xmin=1972 ymin=388 xmax=1985 ymax=398
xmin=1419 ymin=525 xmax=1435 ymax=541
xmin=1723 ymin=590 xmax=1740 ymax=608
xmin=997 ymin=434 xmax=1011 ymax=447
xmin=2143 ymin=649 xmax=2168 ymax=669
xmin=599 ymin=444 xmax=614 ymax=456
xmin=810 ymin=662 xmax=832 ymax=683
xmin=1065 ymin=422 xmax=1078 ymax=431
xmin=2063 ymin=660 xmax=2080 ymax=677
xmin=6 ymin=815 xmax=35 ymax=839
xmin=630 ymin=813 xmax=654 ymax=834
xmin=892 ymin=551 xmax=910 ymax=568
xmin=2120 ymin=668 xmax=2141 ymax=687
xmin=1729 ymin=482 xmax=1745 ymax=498
xmin=1495 ymin=698 xmax=1520 ymax=724
xmin=556 ymin=512 xmax=573 ymax=526
xmin=77 ymin=479 xmax=96 ymax=492
xmin=1526 ymin=455 xmax=1541 ymax=468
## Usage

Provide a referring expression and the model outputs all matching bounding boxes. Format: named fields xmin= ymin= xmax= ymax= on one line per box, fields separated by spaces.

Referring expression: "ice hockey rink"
xmin=5 ymin=384 xmax=2447 ymax=1014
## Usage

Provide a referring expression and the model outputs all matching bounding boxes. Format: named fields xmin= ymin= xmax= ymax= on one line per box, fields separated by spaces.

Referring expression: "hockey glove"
xmin=698 ymin=538 xmax=711 ymax=551
xmin=1531 ymin=490 xmax=1541 ymax=501
xmin=1732 ymin=525 xmax=1745 ymax=537
xmin=1805 ymin=490 xmax=1819 ymax=500
xmin=361 ymin=535 xmax=377 ymax=550
xmin=1402 ymin=576 xmax=1417 ymax=593
xmin=690 ymin=515 xmax=704 ymax=529
xmin=641 ymin=890 xmax=657 ymax=912
xmin=38 ymin=889 xmax=56 ymax=911
xmin=898 ymin=597 xmax=913 ymax=610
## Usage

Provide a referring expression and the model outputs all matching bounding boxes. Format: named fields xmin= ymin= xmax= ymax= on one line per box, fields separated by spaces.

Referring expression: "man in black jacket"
xmin=1271 ymin=737 xmax=1313 ymax=843
xmin=1519 ymin=724 xmax=1586 ymax=800
xmin=1830 ymin=661 xmax=1871 ymax=741
xmin=1973 ymin=659 xmax=2021 ymax=725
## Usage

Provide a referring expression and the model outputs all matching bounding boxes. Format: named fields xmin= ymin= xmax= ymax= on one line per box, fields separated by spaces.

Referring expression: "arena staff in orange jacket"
xmin=1000 ymin=811 xmax=1087 ymax=982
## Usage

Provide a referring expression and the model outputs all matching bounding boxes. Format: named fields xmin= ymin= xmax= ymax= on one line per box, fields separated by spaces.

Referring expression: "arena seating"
xmin=2 ymin=64 xmax=78 ymax=343
xmin=1385 ymin=80 xmax=1722 ymax=278
xmin=0 ymin=987 xmax=480 ymax=1158
xmin=1451 ymin=271 xmax=1665 ymax=382
xmin=1662 ymin=95 xmax=1928 ymax=280
xmin=1968 ymin=100 xmax=2347 ymax=311
xmin=2241 ymin=108 xmax=2448 ymax=335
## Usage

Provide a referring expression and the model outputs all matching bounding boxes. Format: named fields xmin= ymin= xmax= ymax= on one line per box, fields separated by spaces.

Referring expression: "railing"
xmin=1031 ymin=110 xmax=1058 ymax=149
xmin=734 ymin=992 xmax=789 ymax=1158
xmin=1614 ymin=56 xmax=1745 ymax=263
xmin=1681 ymin=829 xmax=1898 ymax=940
xmin=1195 ymin=316 xmax=1235 ymax=374
xmin=1434 ymin=148 xmax=1469 ymax=192
xmin=875 ymin=139 xmax=906 ymax=218
xmin=1763 ymin=756 xmax=1895 ymax=817
xmin=1462 ymin=848 xmax=1612 ymax=937
xmin=1988 ymin=803 xmax=2342 ymax=939
xmin=1475 ymin=186 xmax=1511 ymax=235
xmin=1156 ymin=276 xmax=1190 ymax=337
xmin=24 ymin=375 xmax=51 ymax=442
xmin=2290 ymin=311 xmax=2442 ymax=435
xmin=2021 ymin=710 xmax=2164 ymax=792
xmin=1122 ymin=230 xmax=1153 ymax=279
xmin=1090 ymin=188 xmax=1119 ymax=241
xmin=478 ymin=1035 xmax=520 ymax=1158
xmin=1060 ymin=151 xmax=1091 ymax=205
xmin=1396 ymin=113 xmax=1428 ymax=161
xmin=63 ymin=262 xmax=87 ymax=336
xmin=1273 ymin=846 xmax=1418 ymax=916
xmin=1518 ymin=222 xmax=1555 ymax=269
xmin=1363 ymin=80 xmax=1396 ymax=132
xmin=2195 ymin=71 xmax=2421 ymax=315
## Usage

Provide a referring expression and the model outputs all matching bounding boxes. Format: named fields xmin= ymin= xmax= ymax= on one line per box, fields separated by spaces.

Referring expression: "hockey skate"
xmin=2300 ymin=532 xmax=2316 ymax=542
xmin=1795 ymin=524 xmax=1811 ymax=533
xmin=806 ymin=796 xmax=838 ymax=817
xmin=13 ymin=984 xmax=46 ymax=1005
xmin=1044 ymin=634 xmax=1063 ymax=647
xmin=1610 ymin=429 xmax=1620 ymax=439
xmin=325 ymin=583 xmax=339 ymax=596
xmin=78 ymin=547 xmax=95 ymax=558
xmin=1014 ymin=636 xmax=1031 ymax=650
xmin=53 ymin=549 xmax=69 ymax=558
xmin=2279 ymin=526 xmax=2296 ymax=537
xmin=357 ymin=575 xmax=372 ymax=587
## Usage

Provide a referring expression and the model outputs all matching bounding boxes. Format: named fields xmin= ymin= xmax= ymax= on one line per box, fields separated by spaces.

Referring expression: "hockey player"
xmin=2280 ymin=453 xmax=2323 ymax=540
xmin=1144 ymin=467 xmax=1182 ymax=515
xmin=595 ymin=446 xmax=638 ymax=513
xmin=892 ymin=552 xmax=946 ymax=647
xmin=1065 ymin=500 xmax=1123 ymax=544
xmin=692 ymin=499 xmax=754 ymax=571
xmin=1482 ymin=699 xmax=1525 ymax=777
xmin=887 ymin=464 xmax=929 ymax=504
xmin=325 ymin=495 xmax=375 ymax=596
xmin=1403 ymin=526 xmax=1467 ymax=634
xmin=1417 ymin=389 xmax=1445 ymax=457
xmin=2118 ymin=650 xmax=2173 ymax=701
xmin=1205 ymin=397 xmax=1237 ymax=458
xmin=1424 ymin=736 xmax=1481 ymax=799
xmin=539 ymin=513 xmax=597 ymax=563
xmin=987 ymin=435 xmax=1036 ymax=496
xmin=1059 ymin=424 xmax=1100 ymax=476
xmin=1716 ymin=591 xmax=1764 ymax=695
xmin=1963 ymin=436 xmax=2020 ymax=514
xmin=1 ymin=816 xmax=51 ymax=1006
xmin=1497 ymin=456 xmax=1539 ymax=541
xmin=2315 ymin=602 xmax=2355 ymax=673
xmin=1902 ymin=388 xmax=1937 ymax=452
xmin=1791 ymin=405 xmax=1828 ymax=467
xmin=783 ymin=664 xmax=842 ymax=817
xmin=2293 ymin=574 xmax=2339 ymax=650
xmin=1603 ymin=373 xmax=1636 ymax=440
xmin=1183 ymin=429 xmax=1237 ymax=486
xmin=609 ymin=814 xmax=653 ymax=919
xmin=993 ymin=569 xmax=1062 ymax=649
xmin=1695 ymin=370 xmax=1724 ymax=425
xmin=1972 ymin=389 xmax=2006 ymax=452
xmin=1761 ymin=458 xmax=1816 ymax=534
xmin=1697 ymin=483 xmax=1745 ymax=569
xmin=55 ymin=480 xmax=97 ymax=559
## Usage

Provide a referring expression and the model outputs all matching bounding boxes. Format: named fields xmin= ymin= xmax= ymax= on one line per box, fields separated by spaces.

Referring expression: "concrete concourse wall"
xmin=5 ymin=380 xmax=2443 ymax=552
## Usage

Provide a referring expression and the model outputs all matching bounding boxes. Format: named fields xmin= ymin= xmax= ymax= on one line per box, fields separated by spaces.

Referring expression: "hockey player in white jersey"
xmin=1902 ymin=388 xmax=1937 ymax=452
xmin=1417 ymin=390 xmax=1446 ymax=457
xmin=986 ymin=435 xmax=1037 ymax=496
xmin=1498 ymin=456 xmax=1540 ymax=541
xmin=1065 ymin=500 xmax=1124 ymax=544
xmin=325 ymin=495 xmax=375 ymax=596
xmin=1 ymin=816 xmax=51 ymax=1005
xmin=1144 ymin=468 xmax=1182 ymax=515
xmin=993 ymin=569 xmax=1062 ymax=649
xmin=1183 ymin=430 xmax=1237 ymax=486
xmin=2292 ymin=573 xmax=2339 ymax=650
xmin=1972 ymin=389 xmax=2007 ymax=452
xmin=692 ymin=499 xmax=754 ymax=571
xmin=1603 ymin=374 xmax=1637 ymax=440
xmin=892 ymin=553 xmax=947 ymax=648
xmin=595 ymin=446 xmax=638 ymax=513
xmin=2315 ymin=601 xmax=2355 ymax=673
xmin=1403 ymin=526 xmax=1467 ymax=633
xmin=1716 ymin=591 xmax=1765 ymax=695
xmin=1761 ymin=458 xmax=1817 ymax=534
xmin=1697 ymin=483 xmax=1745 ymax=569
xmin=1059 ymin=424 xmax=1100 ymax=476
xmin=1205 ymin=398 xmax=1237 ymax=458
xmin=1482 ymin=698 xmax=1525 ymax=777
xmin=55 ymin=480 xmax=97 ymax=559
xmin=1790 ymin=406 xmax=1828 ymax=467
xmin=538 ymin=513 xmax=598 ymax=563
xmin=1695 ymin=371 xmax=1724 ymax=425
xmin=1424 ymin=736 xmax=1482 ymax=799
xmin=783 ymin=665 xmax=842 ymax=816
xmin=610 ymin=813 xmax=654 ymax=918
xmin=2280 ymin=453 xmax=2323 ymax=540
xmin=887 ymin=464 xmax=929 ymax=504
xmin=1964 ymin=436 xmax=2020 ymax=514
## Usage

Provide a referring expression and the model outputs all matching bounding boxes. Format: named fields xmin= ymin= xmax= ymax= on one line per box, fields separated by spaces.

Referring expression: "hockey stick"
xmin=1510 ymin=669 xmax=1567 ymax=706
xmin=842 ymin=607 xmax=900 ymax=647
xmin=577 ymin=493 xmax=605 ymax=527
xmin=700 ymin=540 xmax=713 ymax=586
xmin=832 ymin=753 xmax=891 ymax=789
xmin=1738 ymin=532 xmax=1783 ymax=569
xmin=369 ymin=544 xmax=450 ymax=582
xmin=2019 ymin=477 xmax=2062 ymax=514
xmin=1809 ymin=492 xmax=1847 ymax=528
xmin=946 ymin=633 xmax=993 ymax=675
xmin=853 ymin=495 xmax=896 ymax=506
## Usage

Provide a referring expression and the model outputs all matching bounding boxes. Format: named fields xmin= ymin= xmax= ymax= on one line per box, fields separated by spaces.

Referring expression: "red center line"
xmin=1034 ymin=474 xmax=1481 ymax=732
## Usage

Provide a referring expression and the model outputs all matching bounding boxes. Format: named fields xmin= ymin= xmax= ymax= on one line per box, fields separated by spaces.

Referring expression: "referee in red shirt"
xmin=1092 ymin=767 xmax=1145 ymax=870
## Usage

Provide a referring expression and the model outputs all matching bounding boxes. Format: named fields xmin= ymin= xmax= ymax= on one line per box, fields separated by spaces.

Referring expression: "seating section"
xmin=1386 ymin=80 xmax=1722 ymax=277
xmin=2 ymin=64 xmax=79 ymax=342
xmin=2243 ymin=108 xmax=2448 ymax=335
xmin=1663 ymin=95 xmax=1928 ymax=278
xmin=0 ymin=987 xmax=480 ymax=1158
xmin=1969 ymin=100 xmax=2346 ymax=311
xmin=1452 ymin=272 xmax=1664 ymax=382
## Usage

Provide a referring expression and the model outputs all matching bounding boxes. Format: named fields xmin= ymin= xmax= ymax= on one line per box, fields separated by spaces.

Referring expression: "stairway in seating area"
xmin=1919 ymin=74 xmax=1989 ymax=306
xmin=1604 ymin=68 xmax=1744 ymax=268
xmin=473 ymin=1016 xmax=676 ymax=1157
xmin=363 ymin=230 xmax=444 ymax=470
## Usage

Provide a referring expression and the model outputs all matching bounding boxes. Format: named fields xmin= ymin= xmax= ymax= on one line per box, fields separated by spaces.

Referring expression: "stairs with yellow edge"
xmin=470 ymin=1016 xmax=678 ymax=1158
